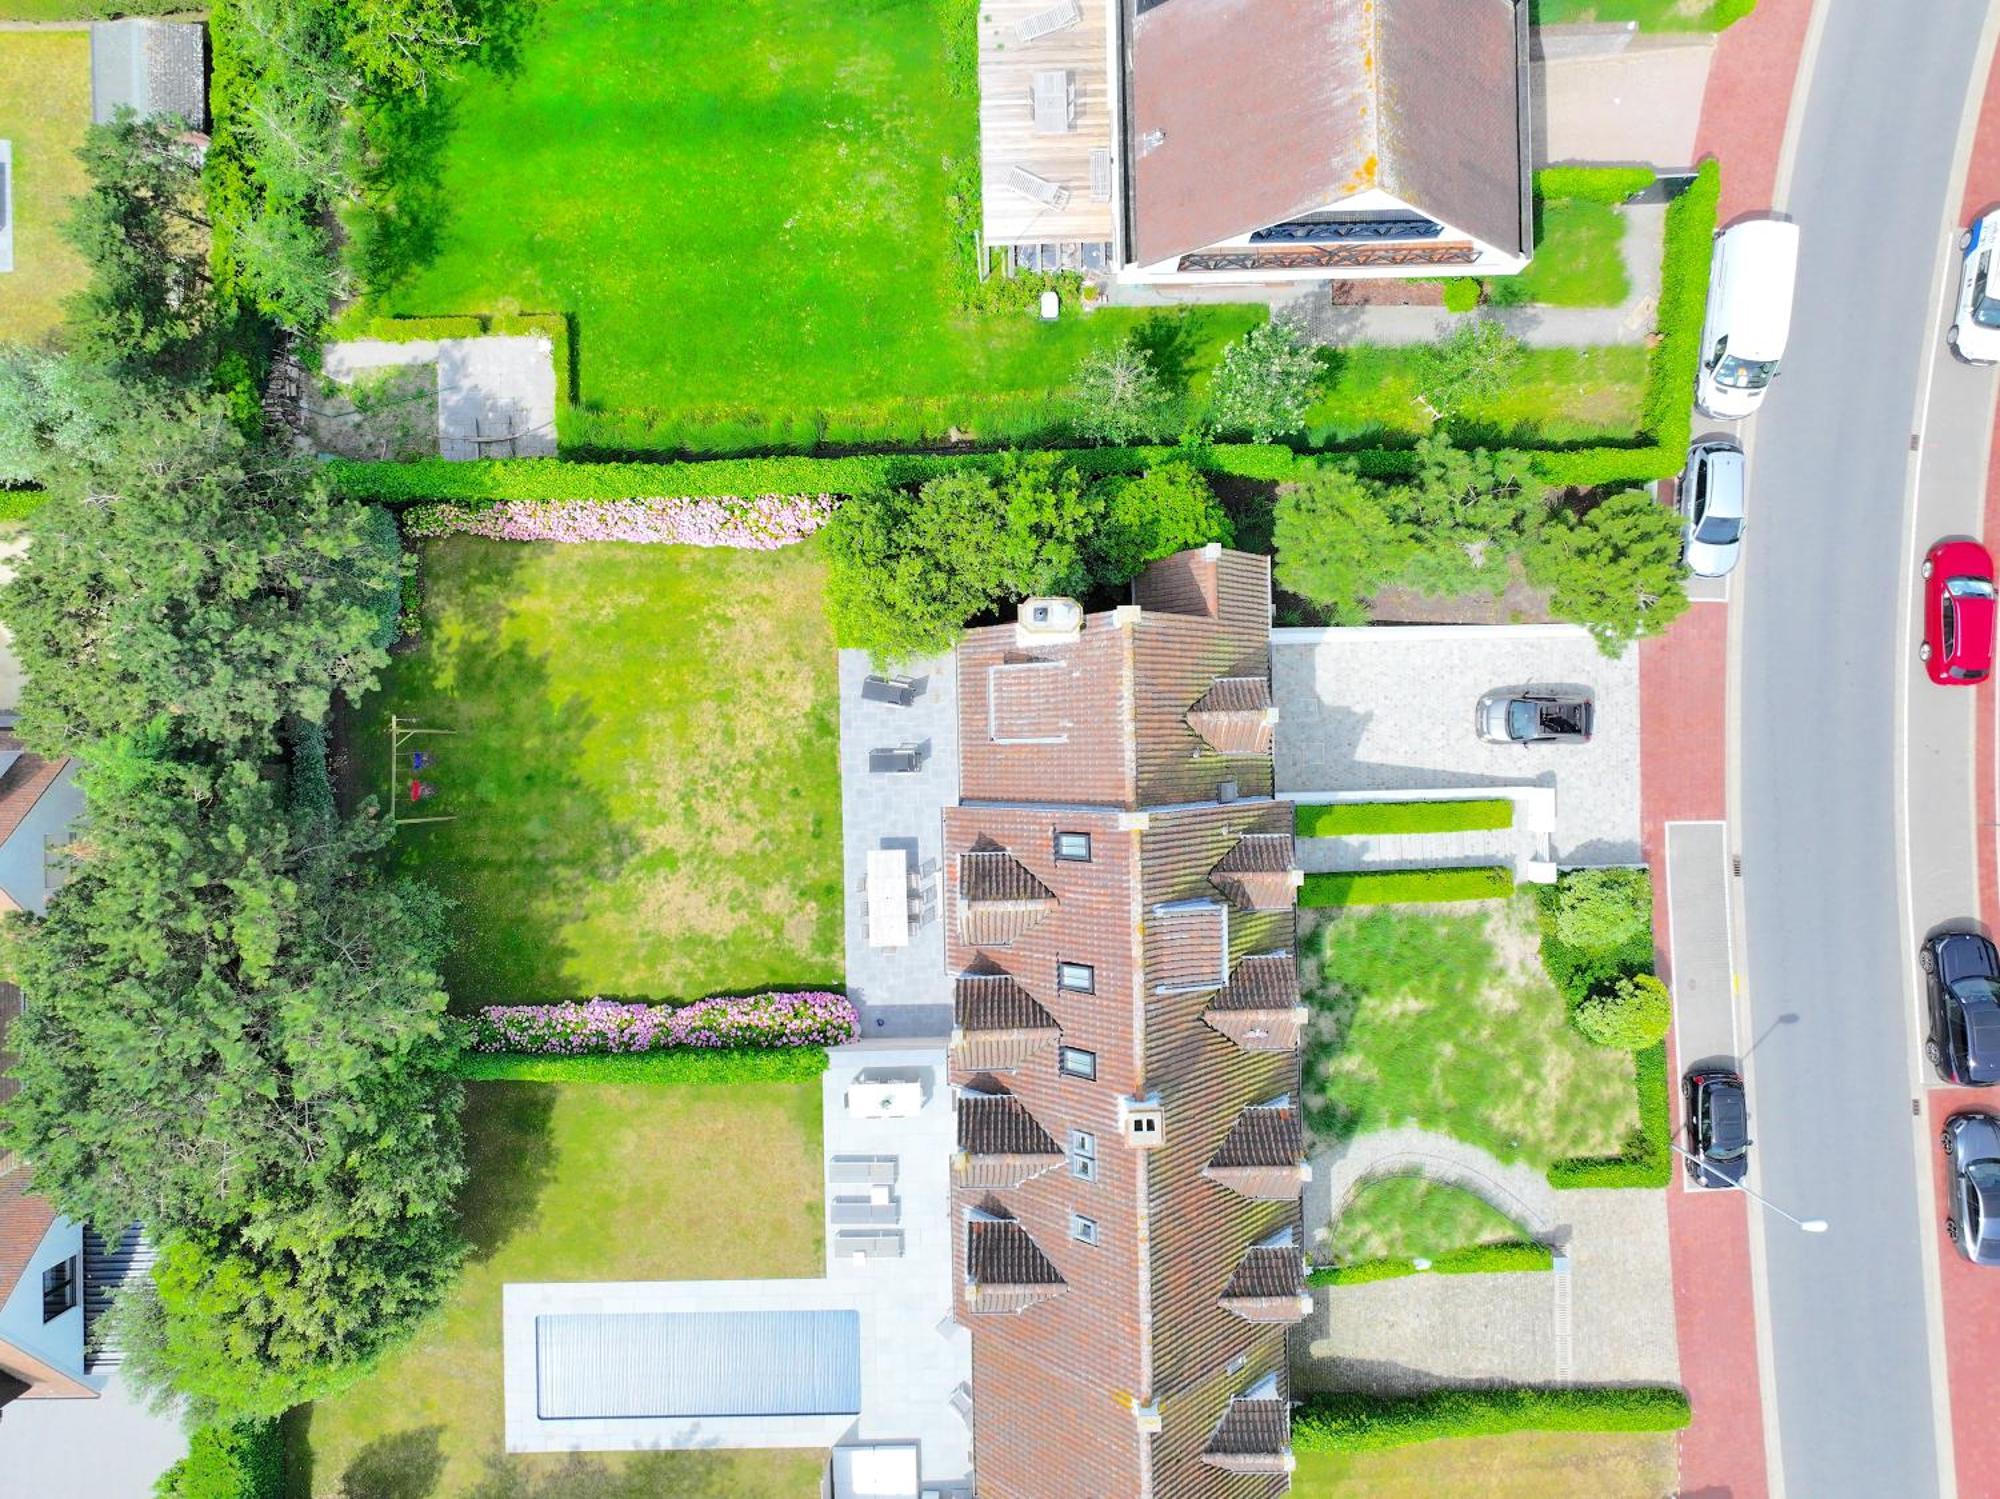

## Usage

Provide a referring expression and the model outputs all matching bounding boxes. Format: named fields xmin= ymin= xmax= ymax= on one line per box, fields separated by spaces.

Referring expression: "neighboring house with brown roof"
xmin=978 ymin=0 xmax=1532 ymax=285
xmin=946 ymin=545 xmax=1311 ymax=1497
xmin=0 ymin=732 xmax=79 ymax=917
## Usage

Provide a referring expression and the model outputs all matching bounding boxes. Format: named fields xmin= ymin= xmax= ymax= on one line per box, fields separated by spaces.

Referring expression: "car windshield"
xmin=1507 ymin=701 xmax=1539 ymax=740
xmin=1955 ymin=976 xmax=2000 ymax=1004
xmin=1949 ymin=575 xmax=1997 ymax=599
xmin=1969 ymin=1162 xmax=2000 ymax=1191
xmin=1696 ymin=515 xmax=1744 ymax=545
xmin=1714 ymin=354 xmax=1779 ymax=390
xmin=1978 ymin=295 xmax=2000 ymax=329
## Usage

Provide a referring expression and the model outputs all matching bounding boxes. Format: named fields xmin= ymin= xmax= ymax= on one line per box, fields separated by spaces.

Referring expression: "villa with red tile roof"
xmin=946 ymin=545 xmax=1310 ymax=1496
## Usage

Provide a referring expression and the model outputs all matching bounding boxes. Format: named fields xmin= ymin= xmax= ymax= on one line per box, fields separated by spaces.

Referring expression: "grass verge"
xmin=1546 ymin=1041 xmax=1671 ymax=1189
xmin=1290 ymin=1428 xmax=1679 ymax=1499
xmin=1296 ymin=800 xmax=1514 ymax=838
xmin=1325 ymin=1172 xmax=1539 ymax=1264
xmin=0 ymin=31 xmax=92 ymax=344
xmin=1293 ymin=1387 xmax=1691 ymax=1456
xmin=1299 ymin=867 xmax=1515 ymax=907
xmin=453 ymin=1048 xmax=830 ymax=1084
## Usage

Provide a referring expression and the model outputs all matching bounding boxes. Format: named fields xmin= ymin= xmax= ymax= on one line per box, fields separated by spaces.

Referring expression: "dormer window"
xmin=1119 ymin=1093 xmax=1164 ymax=1148
xmin=1054 ymin=830 xmax=1092 ymax=862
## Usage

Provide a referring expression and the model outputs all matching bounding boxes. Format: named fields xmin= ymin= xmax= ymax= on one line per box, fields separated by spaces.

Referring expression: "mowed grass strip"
xmin=289 ymin=1080 xmax=826 ymax=1498
xmin=1296 ymin=800 xmax=1515 ymax=838
xmin=0 ymin=30 xmax=92 ymax=343
xmin=1300 ymin=898 xmax=1635 ymax=1168
xmin=1510 ymin=198 xmax=1631 ymax=308
xmin=1326 ymin=1174 xmax=1534 ymax=1265
xmin=1305 ymin=345 xmax=1648 ymax=446
xmin=1290 ymin=1428 xmax=1679 ymax=1499
xmin=350 ymin=536 xmax=842 ymax=1005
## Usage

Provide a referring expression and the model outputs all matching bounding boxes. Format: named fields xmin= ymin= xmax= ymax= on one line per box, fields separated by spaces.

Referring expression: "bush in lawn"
xmin=1070 ymin=339 xmax=1175 ymax=445
xmin=1093 ymin=461 xmax=1234 ymax=581
xmin=1273 ymin=465 xmax=1412 ymax=624
xmin=1293 ymin=1386 xmax=1691 ymax=1454
xmin=1552 ymin=867 xmax=1654 ymax=956
xmin=1413 ymin=318 xmax=1524 ymax=420
xmin=1208 ymin=319 xmax=1322 ymax=441
xmin=1441 ymin=278 xmax=1481 ymax=314
xmin=1575 ymin=974 xmax=1673 ymax=1050
xmin=155 ymin=1419 xmax=282 ymax=1499
xmin=1526 ymin=488 xmax=1689 ymax=654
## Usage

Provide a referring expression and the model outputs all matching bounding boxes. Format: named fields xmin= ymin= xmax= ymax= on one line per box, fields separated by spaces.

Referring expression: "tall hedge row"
xmin=1293 ymin=1386 xmax=1692 ymax=1454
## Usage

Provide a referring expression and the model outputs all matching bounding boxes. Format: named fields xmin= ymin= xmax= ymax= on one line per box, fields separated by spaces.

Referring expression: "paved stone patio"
xmin=317 ymin=333 xmax=558 ymax=460
xmin=1272 ymin=624 xmax=1641 ymax=867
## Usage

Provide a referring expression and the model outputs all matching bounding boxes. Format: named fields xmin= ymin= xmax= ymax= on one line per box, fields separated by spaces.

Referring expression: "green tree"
xmin=341 ymin=0 xmax=483 ymax=95
xmin=1093 ymin=461 xmax=1234 ymax=582
xmin=1391 ymin=434 xmax=1546 ymax=598
xmin=1524 ymin=488 xmax=1690 ymax=653
xmin=1412 ymin=318 xmax=1524 ymax=421
xmin=1273 ymin=466 xmax=1412 ymax=624
xmin=994 ymin=450 xmax=1102 ymax=600
xmin=1552 ymin=867 xmax=1653 ymax=954
xmin=153 ymin=1418 xmax=280 ymax=1499
xmin=823 ymin=472 xmax=1007 ymax=661
xmin=59 ymin=113 xmax=214 ymax=383
xmin=1208 ymin=319 xmax=1322 ymax=441
xmin=1575 ymin=974 xmax=1672 ymax=1049
xmin=4 ymin=401 xmax=395 ymax=756
xmin=0 ymin=350 xmax=129 ymax=487
xmin=1070 ymin=339 xmax=1174 ymax=444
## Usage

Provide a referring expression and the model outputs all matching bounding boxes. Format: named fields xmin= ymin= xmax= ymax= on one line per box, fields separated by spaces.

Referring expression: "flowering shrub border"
xmin=404 ymin=494 xmax=837 ymax=549
xmin=469 ymin=992 xmax=858 ymax=1054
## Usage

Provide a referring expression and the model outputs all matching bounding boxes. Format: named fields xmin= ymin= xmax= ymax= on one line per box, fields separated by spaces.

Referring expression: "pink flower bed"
xmin=469 ymin=992 xmax=857 ymax=1054
xmin=403 ymin=494 xmax=836 ymax=549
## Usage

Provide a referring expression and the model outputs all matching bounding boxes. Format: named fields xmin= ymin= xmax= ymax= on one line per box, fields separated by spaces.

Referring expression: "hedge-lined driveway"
xmin=1272 ymin=624 xmax=1641 ymax=866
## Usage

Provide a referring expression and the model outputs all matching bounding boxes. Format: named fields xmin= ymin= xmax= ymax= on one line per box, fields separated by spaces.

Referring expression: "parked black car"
xmin=1683 ymin=1069 xmax=1751 ymax=1188
xmin=1921 ymin=931 xmax=2000 ymax=1086
xmin=1942 ymin=1111 xmax=2000 ymax=1266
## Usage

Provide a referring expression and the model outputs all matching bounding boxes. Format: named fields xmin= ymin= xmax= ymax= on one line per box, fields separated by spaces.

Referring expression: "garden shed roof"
xmin=90 ymin=20 xmax=207 ymax=129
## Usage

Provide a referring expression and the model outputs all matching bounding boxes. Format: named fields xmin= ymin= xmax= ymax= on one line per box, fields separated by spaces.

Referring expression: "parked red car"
xmin=1922 ymin=539 xmax=1997 ymax=686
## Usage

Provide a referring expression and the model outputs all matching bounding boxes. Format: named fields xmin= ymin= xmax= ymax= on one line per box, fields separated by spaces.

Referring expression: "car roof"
xmin=1705 ymin=1081 xmax=1748 ymax=1147
xmin=1967 ymin=1002 xmax=2000 ymax=1079
xmin=1713 ymin=220 xmax=1800 ymax=356
xmin=1696 ymin=448 xmax=1746 ymax=518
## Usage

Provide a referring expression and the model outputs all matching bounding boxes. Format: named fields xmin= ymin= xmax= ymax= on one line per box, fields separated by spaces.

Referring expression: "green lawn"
xmin=288 ymin=1079 xmax=826 ymax=1498
xmin=1327 ymin=1174 xmax=1534 ymax=1265
xmin=1305 ymin=345 xmax=1647 ymax=446
xmin=1509 ymin=200 xmax=1631 ymax=309
xmin=0 ymin=31 xmax=91 ymax=344
xmin=353 ymin=0 xmax=1259 ymax=453
xmin=347 ymin=536 xmax=843 ymax=1005
xmin=1300 ymin=896 xmax=1635 ymax=1168
xmin=1293 ymin=1429 xmax=1677 ymax=1498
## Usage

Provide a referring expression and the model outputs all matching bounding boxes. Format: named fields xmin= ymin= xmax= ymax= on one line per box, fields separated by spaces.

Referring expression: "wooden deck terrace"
xmin=977 ymin=0 xmax=1119 ymax=248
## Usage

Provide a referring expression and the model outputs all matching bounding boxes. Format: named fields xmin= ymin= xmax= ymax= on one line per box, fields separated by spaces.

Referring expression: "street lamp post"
xmin=1665 ymin=1142 xmax=1829 ymax=1232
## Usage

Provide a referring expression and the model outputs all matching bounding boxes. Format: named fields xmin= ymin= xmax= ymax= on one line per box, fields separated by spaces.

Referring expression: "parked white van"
xmin=1695 ymin=219 xmax=1801 ymax=421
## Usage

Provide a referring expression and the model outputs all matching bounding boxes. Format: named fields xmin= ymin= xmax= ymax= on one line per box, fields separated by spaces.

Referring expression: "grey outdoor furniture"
xmin=1005 ymin=165 xmax=1071 ymax=211
xmin=869 ymin=745 xmax=924 ymax=774
xmin=1089 ymin=147 xmax=1113 ymax=203
xmin=830 ymin=1196 xmax=900 ymax=1226
xmin=1014 ymin=0 xmax=1081 ymax=44
xmin=829 ymin=1154 xmax=898 ymax=1186
xmin=835 ymin=1229 xmax=905 ymax=1260
xmin=861 ymin=673 xmax=918 ymax=706
xmin=1031 ymin=70 xmax=1076 ymax=134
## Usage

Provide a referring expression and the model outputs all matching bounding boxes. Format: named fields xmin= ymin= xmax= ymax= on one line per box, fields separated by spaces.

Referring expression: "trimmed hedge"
xmin=1298 ymin=866 xmax=1515 ymax=908
xmin=1536 ymin=166 xmax=1656 ymax=205
xmin=154 ymin=1419 xmax=282 ymax=1499
xmin=1642 ymin=158 xmax=1720 ymax=468
xmin=1547 ymin=1040 xmax=1671 ymax=1189
xmin=1309 ymin=1240 xmax=1553 ymax=1285
xmin=1295 ymin=799 xmax=1514 ymax=838
xmin=1293 ymin=1386 xmax=1691 ymax=1455
xmin=452 ymin=1048 xmax=831 ymax=1085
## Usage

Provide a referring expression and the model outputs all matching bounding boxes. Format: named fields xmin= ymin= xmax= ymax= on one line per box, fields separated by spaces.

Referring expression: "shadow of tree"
xmin=456 ymin=1080 xmax=558 ymax=1264
xmin=340 ymin=1426 xmax=447 ymax=1499
xmin=1130 ymin=309 xmax=1201 ymax=395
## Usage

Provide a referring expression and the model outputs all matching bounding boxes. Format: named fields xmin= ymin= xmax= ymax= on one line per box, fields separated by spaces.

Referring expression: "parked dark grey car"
xmin=1921 ymin=930 xmax=2000 ymax=1086
xmin=1942 ymin=1111 xmax=2000 ymax=1266
xmin=1683 ymin=1069 xmax=1751 ymax=1188
xmin=1476 ymin=690 xmax=1594 ymax=745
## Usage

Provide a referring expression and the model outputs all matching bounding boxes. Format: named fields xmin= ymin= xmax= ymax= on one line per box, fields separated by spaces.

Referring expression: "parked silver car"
xmin=1680 ymin=439 xmax=1747 ymax=579
xmin=1476 ymin=689 xmax=1593 ymax=745
xmin=1942 ymin=1111 xmax=2000 ymax=1267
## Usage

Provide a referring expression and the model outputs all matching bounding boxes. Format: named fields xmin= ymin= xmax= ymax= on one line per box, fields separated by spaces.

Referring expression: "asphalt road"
xmin=1737 ymin=3 xmax=1992 ymax=1495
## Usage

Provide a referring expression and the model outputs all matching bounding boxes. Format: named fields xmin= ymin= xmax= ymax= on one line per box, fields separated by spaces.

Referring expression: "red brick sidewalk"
xmin=1646 ymin=1 xmax=1818 ymax=1495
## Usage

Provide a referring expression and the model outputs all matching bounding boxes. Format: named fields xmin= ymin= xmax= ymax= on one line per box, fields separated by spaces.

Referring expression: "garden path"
xmin=1297 ymin=1126 xmax=1679 ymax=1393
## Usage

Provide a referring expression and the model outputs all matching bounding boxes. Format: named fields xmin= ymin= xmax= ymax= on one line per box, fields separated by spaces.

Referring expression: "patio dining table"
xmin=865 ymin=847 xmax=911 ymax=949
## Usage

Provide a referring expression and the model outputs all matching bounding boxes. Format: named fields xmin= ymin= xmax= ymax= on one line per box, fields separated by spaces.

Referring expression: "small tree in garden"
xmin=1273 ymin=466 xmax=1412 ymax=624
xmin=1070 ymin=338 xmax=1174 ymax=444
xmin=823 ymin=473 xmax=1007 ymax=661
xmin=1574 ymin=974 xmax=1672 ymax=1049
xmin=1093 ymin=461 xmax=1234 ymax=581
xmin=1412 ymin=318 xmax=1523 ymax=420
xmin=1553 ymin=867 xmax=1653 ymax=954
xmin=994 ymin=449 xmax=1103 ymax=600
xmin=1391 ymin=433 xmax=1546 ymax=598
xmin=1524 ymin=488 xmax=1689 ymax=654
xmin=1208 ymin=319 xmax=1322 ymax=441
